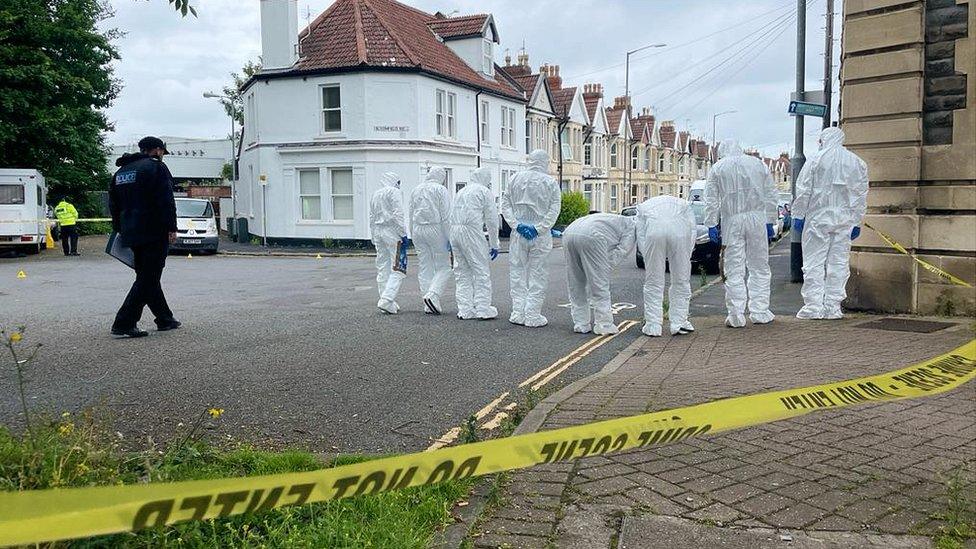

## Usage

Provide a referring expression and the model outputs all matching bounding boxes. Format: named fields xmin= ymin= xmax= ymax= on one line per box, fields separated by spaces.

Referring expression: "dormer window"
xmin=482 ymin=39 xmax=494 ymax=76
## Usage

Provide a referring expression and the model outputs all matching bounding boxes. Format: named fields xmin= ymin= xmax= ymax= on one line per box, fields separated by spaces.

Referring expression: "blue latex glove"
xmin=489 ymin=248 xmax=499 ymax=261
xmin=516 ymin=223 xmax=538 ymax=241
xmin=550 ymin=229 xmax=563 ymax=238
xmin=708 ymin=225 xmax=721 ymax=245
xmin=850 ymin=226 xmax=861 ymax=241
xmin=793 ymin=218 xmax=805 ymax=234
xmin=766 ymin=223 xmax=775 ymax=241
xmin=400 ymin=236 xmax=411 ymax=248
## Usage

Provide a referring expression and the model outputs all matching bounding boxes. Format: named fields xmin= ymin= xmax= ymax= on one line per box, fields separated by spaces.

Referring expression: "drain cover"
xmin=857 ymin=317 xmax=955 ymax=333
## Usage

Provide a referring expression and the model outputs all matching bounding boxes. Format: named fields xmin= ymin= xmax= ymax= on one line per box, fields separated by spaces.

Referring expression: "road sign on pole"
xmin=788 ymin=100 xmax=827 ymax=118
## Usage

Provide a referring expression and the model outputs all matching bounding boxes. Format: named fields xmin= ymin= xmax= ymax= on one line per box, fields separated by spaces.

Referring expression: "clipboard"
xmin=393 ymin=239 xmax=408 ymax=274
xmin=105 ymin=232 xmax=135 ymax=269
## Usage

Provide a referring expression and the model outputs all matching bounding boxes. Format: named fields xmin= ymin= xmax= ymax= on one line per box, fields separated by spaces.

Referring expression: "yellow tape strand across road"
xmin=0 ymin=218 xmax=112 ymax=224
xmin=0 ymin=340 xmax=973 ymax=546
xmin=864 ymin=222 xmax=973 ymax=288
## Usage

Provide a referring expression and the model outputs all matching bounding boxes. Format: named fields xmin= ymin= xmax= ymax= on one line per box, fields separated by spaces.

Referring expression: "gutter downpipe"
xmin=475 ymin=90 xmax=483 ymax=168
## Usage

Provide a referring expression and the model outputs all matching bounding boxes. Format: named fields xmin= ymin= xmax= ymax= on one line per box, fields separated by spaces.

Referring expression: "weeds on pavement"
xmin=931 ymin=468 xmax=976 ymax=549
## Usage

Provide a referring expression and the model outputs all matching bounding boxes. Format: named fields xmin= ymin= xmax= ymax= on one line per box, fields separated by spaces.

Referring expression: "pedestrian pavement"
xmin=465 ymin=247 xmax=976 ymax=548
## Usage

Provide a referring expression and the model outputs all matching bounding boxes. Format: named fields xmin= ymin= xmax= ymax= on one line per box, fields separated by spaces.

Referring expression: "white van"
xmin=173 ymin=198 xmax=219 ymax=254
xmin=689 ymin=179 xmax=707 ymax=202
xmin=0 ymin=169 xmax=48 ymax=254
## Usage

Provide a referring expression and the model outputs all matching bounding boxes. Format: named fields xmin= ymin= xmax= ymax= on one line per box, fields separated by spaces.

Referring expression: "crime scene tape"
xmin=0 ymin=340 xmax=973 ymax=546
xmin=864 ymin=222 xmax=973 ymax=288
xmin=0 ymin=218 xmax=112 ymax=224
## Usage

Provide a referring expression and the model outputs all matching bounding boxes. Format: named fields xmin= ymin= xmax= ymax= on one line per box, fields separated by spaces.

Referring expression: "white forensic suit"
xmin=449 ymin=167 xmax=500 ymax=320
xmin=409 ymin=167 xmax=453 ymax=315
xmin=563 ymin=213 xmax=636 ymax=335
xmin=369 ymin=172 xmax=407 ymax=314
xmin=792 ymin=128 xmax=869 ymax=320
xmin=704 ymin=139 xmax=780 ymax=328
xmin=637 ymin=196 xmax=697 ymax=337
xmin=501 ymin=149 xmax=562 ymax=328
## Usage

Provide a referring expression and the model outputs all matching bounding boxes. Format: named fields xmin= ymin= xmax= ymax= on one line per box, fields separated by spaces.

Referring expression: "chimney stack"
xmin=613 ymin=96 xmax=631 ymax=109
xmin=260 ymin=0 xmax=299 ymax=70
xmin=542 ymin=64 xmax=562 ymax=90
xmin=582 ymin=83 xmax=604 ymax=99
xmin=517 ymin=52 xmax=529 ymax=67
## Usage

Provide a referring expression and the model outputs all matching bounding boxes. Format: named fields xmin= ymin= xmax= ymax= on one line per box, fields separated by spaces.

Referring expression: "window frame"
xmin=482 ymin=39 xmax=494 ymax=76
xmin=630 ymin=145 xmax=639 ymax=171
xmin=329 ymin=168 xmax=354 ymax=222
xmin=480 ymin=100 xmax=490 ymax=144
xmin=320 ymin=84 xmax=342 ymax=133
xmin=436 ymin=89 xmax=457 ymax=139
xmin=298 ymin=168 xmax=322 ymax=221
xmin=610 ymin=142 xmax=618 ymax=168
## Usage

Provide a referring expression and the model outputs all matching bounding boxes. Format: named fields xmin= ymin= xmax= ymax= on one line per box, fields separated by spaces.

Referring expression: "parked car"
xmin=621 ymin=202 xmax=721 ymax=274
xmin=172 ymin=198 xmax=218 ymax=254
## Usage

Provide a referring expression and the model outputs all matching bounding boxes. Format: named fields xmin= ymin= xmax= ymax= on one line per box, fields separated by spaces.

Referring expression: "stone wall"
xmin=841 ymin=0 xmax=976 ymax=315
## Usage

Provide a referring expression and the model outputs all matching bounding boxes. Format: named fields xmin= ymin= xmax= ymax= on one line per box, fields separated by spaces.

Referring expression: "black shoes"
xmin=111 ymin=327 xmax=149 ymax=338
xmin=156 ymin=319 xmax=182 ymax=331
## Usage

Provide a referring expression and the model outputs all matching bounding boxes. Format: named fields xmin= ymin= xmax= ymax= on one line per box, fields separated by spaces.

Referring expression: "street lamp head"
xmin=203 ymin=92 xmax=222 ymax=99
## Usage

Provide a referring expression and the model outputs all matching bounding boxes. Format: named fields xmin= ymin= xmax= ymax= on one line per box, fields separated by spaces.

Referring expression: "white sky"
xmin=103 ymin=0 xmax=841 ymax=158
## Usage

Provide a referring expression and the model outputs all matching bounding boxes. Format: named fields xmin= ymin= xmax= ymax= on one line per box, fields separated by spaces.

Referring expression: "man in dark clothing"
xmin=109 ymin=136 xmax=181 ymax=338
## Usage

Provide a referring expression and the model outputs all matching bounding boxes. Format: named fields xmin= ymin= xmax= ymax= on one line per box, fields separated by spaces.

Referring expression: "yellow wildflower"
xmin=9 ymin=332 xmax=22 ymax=343
xmin=58 ymin=422 xmax=75 ymax=436
xmin=207 ymin=408 xmax=224 ymax=419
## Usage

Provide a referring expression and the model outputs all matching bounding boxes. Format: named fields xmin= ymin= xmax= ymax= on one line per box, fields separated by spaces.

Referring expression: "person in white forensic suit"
xmin=369 ymin=172 xmax=407 ymax=314
xmin=449 ymin=167 xmax=500 ymax=320
xmin=636 ymin=195 xmax=698 ymax=337
xmin=791 ymin=127 xmax=869 ymax=320
xmin=703 ymin=139 xmax=780 ymax=328
xmin=409 ymin=167 xmax=453 ymax=315
xmin=562 ymin=213 xmax=636 ymax=335
xmin=501 ymin=149 xmax=562 ymax=328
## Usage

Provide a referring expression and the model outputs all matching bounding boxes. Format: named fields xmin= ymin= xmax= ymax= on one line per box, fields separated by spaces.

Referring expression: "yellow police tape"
xmin=0 ymin=218 xmax=112 ymax=224
xmin=864 ymin=222 xmax=973 ymax=288
xmin=1 ymin=340 xmax=974 ymax=545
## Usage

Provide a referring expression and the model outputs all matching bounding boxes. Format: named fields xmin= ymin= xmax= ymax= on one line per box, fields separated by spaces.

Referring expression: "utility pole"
xmin=822 ymin=0 xmax=834 ymax=129
xmin=790 ymin=0 xmax=807 ymax=283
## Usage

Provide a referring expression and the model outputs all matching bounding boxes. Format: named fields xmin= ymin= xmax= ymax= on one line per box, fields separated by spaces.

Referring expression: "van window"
xmin=0 ymin=184 xmax=25 ymax=205
xmin=175 ymin=200 xmax=213 ymax=218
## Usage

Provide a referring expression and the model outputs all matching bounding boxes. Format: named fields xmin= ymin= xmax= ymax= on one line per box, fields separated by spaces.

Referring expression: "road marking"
xmin=481 ymin=403 xmax=518 ymax=431
xmin=426 ymin=426 xmax=461 ymax=451
xmin=427 ymin=319 xmax=641 ymax=451
xmin=530 ymin=320 xmax=640 ymax=392
xmin=474 ymin=392 xmax=510 ymax=421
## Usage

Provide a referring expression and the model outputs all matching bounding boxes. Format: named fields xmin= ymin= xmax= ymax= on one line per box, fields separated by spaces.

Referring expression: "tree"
xmin=219 ymin=60 xmax=261 ymax=127
xmin=556 ymin=191 xmax=590 ymax=228
xmin=0 ymin=0 xmax=120 ymax=211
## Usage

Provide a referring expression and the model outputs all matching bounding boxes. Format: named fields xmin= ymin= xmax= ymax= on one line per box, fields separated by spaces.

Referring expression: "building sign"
xmin=374 ymin=125 xmax=410 ymax=132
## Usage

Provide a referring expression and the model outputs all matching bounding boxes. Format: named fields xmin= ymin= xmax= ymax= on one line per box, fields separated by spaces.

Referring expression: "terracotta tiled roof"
xmin=605 ymin=107 xmax=625 ymax=136
xmin=293 ymin=0 xmax=522 ymax=100
xmin=426 ymin=14 xmax=491 ymax=39
xmin=583 ymin=96 xmax=600 ymax=124
xmin=552 ymin=87 xmax=577 ymax=118
xmin=499 ymin=64 xmax=532 ymax=78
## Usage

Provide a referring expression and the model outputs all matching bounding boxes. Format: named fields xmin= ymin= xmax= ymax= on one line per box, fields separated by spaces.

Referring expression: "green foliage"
xmin=0 ymin=0 xmax=119 ymax=213
xmin=556 ymin=191 xmax=589 ymax=227
xmin=168 ymin=0 xmax=197 ymax=17
xmin=77 ymin=220 xmax=112 ymax=236
xmin=221 ymin=162 xmax=234 ymax=181
xmin=219 ymin=60 xmax=261 ymax=127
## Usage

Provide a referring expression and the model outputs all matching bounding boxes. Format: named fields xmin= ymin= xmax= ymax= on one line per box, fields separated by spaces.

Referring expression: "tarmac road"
xmin=0 ymin=237 xmax=668 ymax=454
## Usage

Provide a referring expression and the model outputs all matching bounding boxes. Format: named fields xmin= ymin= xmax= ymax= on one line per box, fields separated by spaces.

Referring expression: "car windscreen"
xmin=0 ymin=184 xmax=25 ymax=205
xmin=175 ymin=200 xmax=213 ymax=218
xmin=690 ymin=202 xmax=705 ymax=225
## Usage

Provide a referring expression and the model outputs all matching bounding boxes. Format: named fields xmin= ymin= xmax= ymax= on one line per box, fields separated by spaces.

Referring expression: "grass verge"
xmin=0 ymin=414 xmax=471 ymax=548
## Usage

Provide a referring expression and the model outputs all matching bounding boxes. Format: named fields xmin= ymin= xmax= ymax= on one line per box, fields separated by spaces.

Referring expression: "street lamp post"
xmin=624 ymin=42 xmax=666 ymax=205
xmin=203 ymin=92 xmax=237 ymax=238
xmin=711 ymin=109 xmax=737 ymax=148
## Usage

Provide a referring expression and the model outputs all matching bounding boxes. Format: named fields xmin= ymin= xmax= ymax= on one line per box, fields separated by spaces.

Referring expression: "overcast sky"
xmin=102 ymin=0 xmax=840 ymax=157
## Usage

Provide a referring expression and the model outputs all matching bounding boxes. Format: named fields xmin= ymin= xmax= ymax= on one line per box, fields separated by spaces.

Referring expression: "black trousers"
xmin=60 ymin=225 xmax=78 ymax=255
xmin=113 ymin=240 xmax=175 ymax=330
